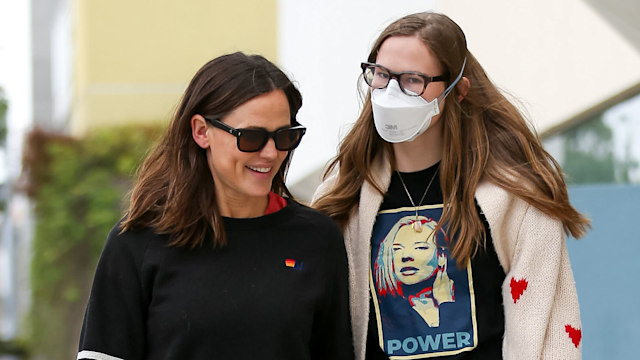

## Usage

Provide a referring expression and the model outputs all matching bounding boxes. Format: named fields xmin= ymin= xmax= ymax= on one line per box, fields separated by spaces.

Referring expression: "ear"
xmin=457 ymin=76 xmax=470 ymax=102
xmin=191 ymin=114 xmax=211 ymax=149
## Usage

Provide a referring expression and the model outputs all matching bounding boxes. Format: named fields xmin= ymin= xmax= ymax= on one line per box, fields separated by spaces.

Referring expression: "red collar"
xmin=264 ymin=191 xmax=287 ymax=215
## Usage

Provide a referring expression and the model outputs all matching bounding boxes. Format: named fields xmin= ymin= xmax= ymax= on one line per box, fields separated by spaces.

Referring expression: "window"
xmin=543 ymin=92 xmax=640 ymax=184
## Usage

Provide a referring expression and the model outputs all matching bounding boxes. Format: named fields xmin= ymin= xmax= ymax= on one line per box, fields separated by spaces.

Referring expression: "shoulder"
xmin=312 ymin=172 xmax=339 ymax=205
xmin=288 ymin=201 xmax=342 ymax=236
xmin=101 ymin=220 xmax=168 ymax=263
xmin=311 ymin=150 xmax=391 ymax=204
xmin=281 ymin=201 xmax=346 ymax=258
xmin=475 ymin=181 xmax=512 ymax=210
xmin=475 ymin=180 xmax=539 ymax=228
xmin=475 ymin=180 xmax=564 ymax=270
xmin=475 ymin=180 xmax=561 ymax=228
xmin=286 ymin=202 xmax=349 ymax=271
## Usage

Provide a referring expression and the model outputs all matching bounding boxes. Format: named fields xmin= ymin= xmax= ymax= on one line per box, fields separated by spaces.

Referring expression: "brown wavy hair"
xmin=121 ymin=52 xmax=303 ymax=248
xmin=313 ymin=12 xmax=589 ymax=266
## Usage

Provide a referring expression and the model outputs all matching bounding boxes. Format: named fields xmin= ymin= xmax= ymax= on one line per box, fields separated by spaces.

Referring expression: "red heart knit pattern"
xmin=509 ymin=277 xmax=528 ymax=304
xmin=565 ymin=325 xmax=582 ymax=348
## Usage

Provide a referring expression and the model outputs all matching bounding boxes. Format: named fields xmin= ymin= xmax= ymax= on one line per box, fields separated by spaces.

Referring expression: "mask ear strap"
xmin=437 ymin=57 xmax=467 ymax=102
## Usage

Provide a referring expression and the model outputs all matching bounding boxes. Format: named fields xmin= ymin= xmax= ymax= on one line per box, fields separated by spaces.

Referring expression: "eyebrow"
xmin=393 ymin=241 xmax=429 ymax=246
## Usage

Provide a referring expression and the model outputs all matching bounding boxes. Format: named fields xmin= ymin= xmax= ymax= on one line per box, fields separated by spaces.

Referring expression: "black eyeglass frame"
xmin=360 ymin=62 xmax=448 ymax=96
xmin=204 ymin=117 xmax=306 ymax=152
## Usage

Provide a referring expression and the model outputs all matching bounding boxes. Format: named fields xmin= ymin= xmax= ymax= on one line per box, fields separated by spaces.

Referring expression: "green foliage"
xmin=23 ymin=124 xmax=164 ymax=360
xmin=0 ymin=338 xmax=28 ymax=356
xmin=561 ymin=115 xmax=638 ymax=184
xmin=562 ymin=116 xmax=616 ymax=184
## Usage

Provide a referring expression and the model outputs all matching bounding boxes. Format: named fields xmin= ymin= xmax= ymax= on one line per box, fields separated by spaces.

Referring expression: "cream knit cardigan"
xmin=312 ymin=152 xmax=582 ymax=360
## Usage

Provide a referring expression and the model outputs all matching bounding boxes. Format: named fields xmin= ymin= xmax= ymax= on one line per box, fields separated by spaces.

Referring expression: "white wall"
xmin=0 ymin=0 xmax=33 ymax=339
xmin=0 ymin=0 xmax=33 ymax=181
xmin=50 ymin=0 xmax=73 ymax=128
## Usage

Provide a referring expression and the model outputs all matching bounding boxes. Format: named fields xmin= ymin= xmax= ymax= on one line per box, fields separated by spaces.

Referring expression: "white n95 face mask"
xmin=371 ymin=80 xmax=439 ymax=143
xmin=371 ymin=58 xmax=467 ymax=143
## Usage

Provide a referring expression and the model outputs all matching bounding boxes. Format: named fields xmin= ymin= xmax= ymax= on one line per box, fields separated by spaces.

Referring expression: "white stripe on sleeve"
xmin=77 ymin=350 xmax=124 ymax=360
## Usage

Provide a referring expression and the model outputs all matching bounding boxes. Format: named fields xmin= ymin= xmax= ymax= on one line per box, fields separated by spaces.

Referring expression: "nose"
xmin=387 ymin=78 xmax=401 ymax=88
xmin=385 ymin=78 xmax=404 ymax=93
xmin=259 ymin=138 xmax=279 ymax=159
xmin=401 ymin=251 xmax=414 ymax=263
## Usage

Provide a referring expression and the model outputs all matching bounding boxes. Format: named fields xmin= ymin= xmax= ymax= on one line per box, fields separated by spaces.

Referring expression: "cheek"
xmin=205 ymin=149 xmax=225 ymax=179
xmin=425 ymin=251 xmax=438 ymax=268
xmin=277 ymin=152 xmax=288 ymax=166
xmin=205 ymin=144 xmax=218 ymax=167
xmin=393 ymin=251 xmax=402 ymax=264
xmin=211 ymin=135 xmax=234 ymax=154
xmin=207 ymin=142 xmax=244 ymax=176
xmin=209 ymin=132 xmax=244 ymax=161
xmin=413 ymin=248 xmax=431 ymax=264
xmin=421 ymin=83 xmax=445 ymax=103
xmin=413 ymin=251 xmax=428 ymax=265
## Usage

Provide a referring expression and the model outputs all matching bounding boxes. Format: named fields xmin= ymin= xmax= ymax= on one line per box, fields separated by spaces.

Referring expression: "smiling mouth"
xmin=400 ymin=267 xmax=419 ymax=275
xmin=247 ymin=166 xmax=272 ymax=173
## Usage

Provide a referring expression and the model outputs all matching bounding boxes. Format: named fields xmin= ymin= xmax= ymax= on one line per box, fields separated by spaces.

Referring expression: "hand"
xmin=433 ymin=254 xmax=454 ymax=304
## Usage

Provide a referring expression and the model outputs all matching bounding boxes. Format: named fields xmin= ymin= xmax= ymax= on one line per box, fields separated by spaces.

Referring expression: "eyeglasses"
xmin=360 ymin=62 xmax=448 ymax=96
xmin=205 ymin=118 xmax=306 ymax=152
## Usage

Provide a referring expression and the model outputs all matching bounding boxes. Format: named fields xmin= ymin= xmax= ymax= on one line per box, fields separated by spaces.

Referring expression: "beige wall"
xmin=437 ymin=0 xmax=640 ymax=132
xmin=71 ymin=0 xmax=278 ymax=134
xmin=276 ymin=0 xmax=640 ymax=197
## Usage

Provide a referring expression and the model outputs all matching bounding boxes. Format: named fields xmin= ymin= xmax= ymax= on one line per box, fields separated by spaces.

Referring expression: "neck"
xmin=392 ymin=124 xmax=443 ymax=172
xmin=216 ymin=195 xmax=268 ymax=218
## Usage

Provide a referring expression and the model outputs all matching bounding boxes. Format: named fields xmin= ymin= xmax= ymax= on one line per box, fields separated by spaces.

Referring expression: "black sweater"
xmin=78 ymin=201 xmax=354 ymax=359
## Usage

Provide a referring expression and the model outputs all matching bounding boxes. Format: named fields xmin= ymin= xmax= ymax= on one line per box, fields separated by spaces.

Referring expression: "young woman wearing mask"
xmin=313 ymin=12 xmax=588 ymax=360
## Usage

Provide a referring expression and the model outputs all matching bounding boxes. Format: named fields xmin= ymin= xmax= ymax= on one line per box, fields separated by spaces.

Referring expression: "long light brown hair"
xmin=121 ymin=52 xmax=303 ymax=248
xmin=313 ymin=12 xmax=589 ymax=266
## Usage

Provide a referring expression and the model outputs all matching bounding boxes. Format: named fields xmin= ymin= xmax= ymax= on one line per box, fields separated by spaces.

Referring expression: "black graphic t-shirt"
xmin=366 ymin=163 xmax=505 ymax=359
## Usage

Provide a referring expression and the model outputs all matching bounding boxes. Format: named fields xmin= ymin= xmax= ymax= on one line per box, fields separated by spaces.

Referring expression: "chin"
xmin=243 ymin=179 xmax=274 ymax=195
xmin=246 ymin=186 xmax=273 ymax=198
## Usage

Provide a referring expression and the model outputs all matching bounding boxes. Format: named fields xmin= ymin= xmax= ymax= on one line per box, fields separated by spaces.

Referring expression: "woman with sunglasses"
xmin=313 ymin=12 xmax=588 ymax=360
xmin=78 ymin=52 xmax=353 ymax=360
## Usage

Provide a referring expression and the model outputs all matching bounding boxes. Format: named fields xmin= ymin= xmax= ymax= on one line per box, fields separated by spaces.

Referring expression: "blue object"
xmin=567 ymin=184 xmax=640 ymax=360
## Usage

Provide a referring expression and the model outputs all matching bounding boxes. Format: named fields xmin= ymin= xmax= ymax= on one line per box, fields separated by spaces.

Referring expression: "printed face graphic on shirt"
xmin=375 ymin=216 xmax=447 ymax=297
xmin=392 ymin=223 xmax=438 ymax=285
xmin=371 ymin=207 xmax=477 ymax=358
xmin=376 ymin=216 xmax=454 ymax=328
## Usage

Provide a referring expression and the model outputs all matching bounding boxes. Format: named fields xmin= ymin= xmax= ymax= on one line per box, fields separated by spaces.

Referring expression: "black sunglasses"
xmin=205 ymin=118 xmax=306 ymax=152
